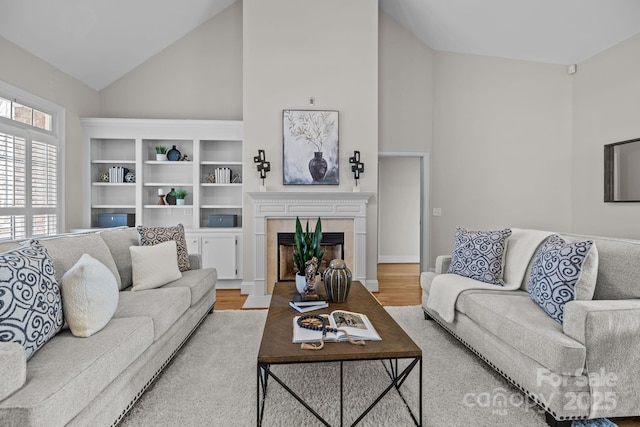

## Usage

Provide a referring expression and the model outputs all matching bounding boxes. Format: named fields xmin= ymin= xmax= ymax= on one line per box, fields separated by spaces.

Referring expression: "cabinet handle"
xmin=204 ymin=240 xmax=209 ymax=244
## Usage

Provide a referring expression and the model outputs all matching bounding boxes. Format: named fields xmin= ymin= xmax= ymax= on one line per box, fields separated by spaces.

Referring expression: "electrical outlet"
xmin=433 ymin=208 xmax=442 ymax=217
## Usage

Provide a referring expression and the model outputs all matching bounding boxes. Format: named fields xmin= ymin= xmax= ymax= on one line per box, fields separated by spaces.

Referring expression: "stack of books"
xmin=289 ymin=295 xmax=328 ymax=313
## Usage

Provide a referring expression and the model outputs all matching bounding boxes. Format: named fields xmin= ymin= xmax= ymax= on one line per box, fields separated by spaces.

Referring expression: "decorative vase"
xmin=165 ymin=188 xmax=177 ymax=205
xmin=167 ymin=145 xmax=181 ymax=161
xmin=308 ymin=152 xmax=327 ymax=181
xmin=295 ymin=273 xmax=320 ymax=294
xmin=156 ymin=153 xmax=167 ymax=161
xmin=323 ymin=259 xmax=352 ymax=303
xmin=295 ymin=273 xmax=307 ymax=294
xmin=176 ymin=199 xmax=185 ymax=206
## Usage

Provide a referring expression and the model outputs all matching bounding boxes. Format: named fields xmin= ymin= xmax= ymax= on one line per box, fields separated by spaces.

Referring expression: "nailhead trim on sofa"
xmin=423 ymin=309 xmax=587 ymax=424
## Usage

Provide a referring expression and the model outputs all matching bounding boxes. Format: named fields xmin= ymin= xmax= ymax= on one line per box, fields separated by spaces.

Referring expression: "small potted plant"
xmin=155 ymin=146 xmax=167 ymax=161
xmin=292 ymin=216 xmax=324 ymax=294
xmin=173 ymin=189 xmax=189 ymax=205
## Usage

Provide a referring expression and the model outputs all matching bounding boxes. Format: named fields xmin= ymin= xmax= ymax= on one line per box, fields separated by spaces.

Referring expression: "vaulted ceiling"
xmin=1 ymin=0 xmax=639 ymax=91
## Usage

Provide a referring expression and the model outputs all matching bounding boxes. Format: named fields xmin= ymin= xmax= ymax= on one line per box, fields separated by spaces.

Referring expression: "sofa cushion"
xmin=0 ymin=241 xmax=63 ymax=360
xmin=137 ymin=223 xmax=191 ymax=272
xmin=528 ymin=235 xmax=596 ymax=324
xmin=39 ymin=233 xmax=122 ymax=289
xmin=60 ymin=254 xmax=119 ymax=337
xmin=0 ymin=343 xmax=26 ymax=401
xmin=447 ymin=227 xmax=512 ymax=285
xmin=0 ymin=317 xmax=153 ymax=426
xmin=463 ymin=290 xmax=586 ymax=375
xmin=130 ymin=241 xmax=182 ymax=291
xmin=162 ymin=268 xmax=217 ymax=306
xmin=113 ymin=287 xmax=190 ymax=341
xmin=98 ymin=227 xmax=139 ymax=290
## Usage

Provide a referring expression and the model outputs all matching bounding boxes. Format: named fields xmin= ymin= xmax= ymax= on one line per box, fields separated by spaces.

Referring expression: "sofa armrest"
xmin=189 ymin=253 xmax=202 ymax=270
xmin=563 ymin=299 xmax=640 ymax=418
xmin=435 ymin=255 xmax=452 ymax=274
xmin=0 ymin=342 xmax=26 ymax=401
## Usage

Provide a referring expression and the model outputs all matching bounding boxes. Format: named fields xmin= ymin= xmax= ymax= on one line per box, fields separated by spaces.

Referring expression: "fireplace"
xmin=277 ymin=232 xmax=345 ymax=281
xmin=246 ymin=191 xmax=374 ymax=296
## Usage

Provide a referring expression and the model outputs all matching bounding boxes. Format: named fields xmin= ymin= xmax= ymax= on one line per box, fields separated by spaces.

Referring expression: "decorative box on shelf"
xmin=208 ymin=215 xmax=237 ymax=228
xmin=98 ymin=213 xmax=135 ymax=228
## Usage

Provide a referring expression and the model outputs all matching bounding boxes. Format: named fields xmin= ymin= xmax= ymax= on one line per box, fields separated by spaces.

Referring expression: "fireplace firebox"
xmin=277 ymin=232 xmax=345 ymax=281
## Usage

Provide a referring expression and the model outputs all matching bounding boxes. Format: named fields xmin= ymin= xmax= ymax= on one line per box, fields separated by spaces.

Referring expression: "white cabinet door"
xmin=185 ymin=235 xmax=200 ymax=255
xmin=201 ymin=236 xmax=236 ymax=279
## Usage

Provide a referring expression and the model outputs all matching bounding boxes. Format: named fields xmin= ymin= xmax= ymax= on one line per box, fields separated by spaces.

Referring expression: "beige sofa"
xmin=422 ymin=230 xmax=640 ymax=427
xmin=0 ymin=227 xmax=217 ymax=426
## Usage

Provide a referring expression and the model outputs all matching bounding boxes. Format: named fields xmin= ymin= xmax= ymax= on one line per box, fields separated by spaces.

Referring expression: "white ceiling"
xmin=379 ymin=0 xmax=640 ymax=65
xmin=1 ymin=0 xmax=640 ymax=91
xmin=0 ymin=0 xmax=236 ymax=90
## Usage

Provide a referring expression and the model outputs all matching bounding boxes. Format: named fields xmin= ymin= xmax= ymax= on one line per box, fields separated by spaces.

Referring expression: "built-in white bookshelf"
xmin=82 ymin=118 xmax=244 ymax=281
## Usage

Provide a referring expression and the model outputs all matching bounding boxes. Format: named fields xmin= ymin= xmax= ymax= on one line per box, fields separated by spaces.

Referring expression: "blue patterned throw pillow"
xmin=528 ymin=235 xmax=594 ymax=324
xmin=0 ymin=240 xmax=63 ymax=360
xmin=447 ymin=227 xmax=512 ymax=285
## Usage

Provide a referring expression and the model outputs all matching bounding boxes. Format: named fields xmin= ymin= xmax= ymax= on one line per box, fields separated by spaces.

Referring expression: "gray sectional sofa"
xmin=422 ymin=230 xmax=640 ymax=426
xmin=0 ymin=227 xmax=217 ymax=426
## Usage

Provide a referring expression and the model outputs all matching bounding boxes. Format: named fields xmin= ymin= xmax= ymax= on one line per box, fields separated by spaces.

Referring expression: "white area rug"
xmin=119 ymin=306 xmax=553 ymax=426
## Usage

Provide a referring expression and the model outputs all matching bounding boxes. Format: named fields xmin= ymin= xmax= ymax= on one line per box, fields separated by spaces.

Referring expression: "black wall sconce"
xmin=254 ymin=149 xmax=271 ymax=186
xmin=349 ymin=150 xmax=365 ymax=186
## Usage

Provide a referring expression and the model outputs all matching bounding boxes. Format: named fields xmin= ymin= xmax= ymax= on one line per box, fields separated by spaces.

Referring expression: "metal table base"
xmin=257 ymin=357 xmax=422 ymax=427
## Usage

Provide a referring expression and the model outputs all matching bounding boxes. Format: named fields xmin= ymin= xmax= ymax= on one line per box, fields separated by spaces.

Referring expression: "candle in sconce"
xmin=158 ymin=188 xmax=164 ymax=196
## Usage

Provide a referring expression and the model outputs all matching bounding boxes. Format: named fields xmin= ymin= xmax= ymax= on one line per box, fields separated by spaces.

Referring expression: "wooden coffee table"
xmin=257 ymin=281 xmax=422 ymax=426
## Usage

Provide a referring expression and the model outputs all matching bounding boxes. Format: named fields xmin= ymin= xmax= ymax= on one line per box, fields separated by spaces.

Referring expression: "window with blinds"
xmin=0 ymin=82 xmax=63 ymax=241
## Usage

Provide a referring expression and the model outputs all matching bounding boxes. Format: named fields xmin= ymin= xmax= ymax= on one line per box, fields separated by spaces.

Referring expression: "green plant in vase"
xmin=155 ymin=145 xmax=167 ymax=161
xmin=174 ymin=189 xmax=189 ymax=205
xmin=293 ymin=216 xmax=324 ymax=296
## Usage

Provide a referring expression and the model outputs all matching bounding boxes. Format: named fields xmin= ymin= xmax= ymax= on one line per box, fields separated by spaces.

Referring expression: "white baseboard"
xmin=365 ymin=279 xmax=379 ymax=292
xmin=378 ymin=255 xmax=420 ymax=263
xmin=215 ymin=280 xmax=241 ymax=290
xmin=240 ymin=281 xmax=258 ymax=295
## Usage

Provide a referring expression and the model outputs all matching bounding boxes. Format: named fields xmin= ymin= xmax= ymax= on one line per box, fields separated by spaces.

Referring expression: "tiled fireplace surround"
xmin=247 ymin=192 xmax=374 ymax=297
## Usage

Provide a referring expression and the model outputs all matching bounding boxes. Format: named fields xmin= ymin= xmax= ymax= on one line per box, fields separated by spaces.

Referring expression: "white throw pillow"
xmin=61 ymin=253 xmax=119 ymax=338
xmin=130 ymin=240 xmax=182 ymax=291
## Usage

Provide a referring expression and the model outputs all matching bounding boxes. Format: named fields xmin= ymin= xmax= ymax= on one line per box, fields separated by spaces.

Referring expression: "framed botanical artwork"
xmin=283 ymin=110 xmax=339 ymax=185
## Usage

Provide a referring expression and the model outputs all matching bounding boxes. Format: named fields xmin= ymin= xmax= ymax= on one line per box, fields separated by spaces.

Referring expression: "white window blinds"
xmin=0 ymin=81 xmax=63 ymax=240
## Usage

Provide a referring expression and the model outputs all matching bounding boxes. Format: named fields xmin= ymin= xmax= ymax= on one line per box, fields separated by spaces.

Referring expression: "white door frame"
xmin=378 ymin=151 xmax=430 ymax=272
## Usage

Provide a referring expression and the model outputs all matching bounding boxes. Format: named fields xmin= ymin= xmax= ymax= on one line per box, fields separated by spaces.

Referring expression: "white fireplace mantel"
xmin=247 ymin=191 xmax=374 ymax=296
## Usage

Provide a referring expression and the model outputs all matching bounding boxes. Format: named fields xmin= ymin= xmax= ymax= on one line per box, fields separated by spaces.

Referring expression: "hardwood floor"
xmin=213 ymin=262 xmax=421 ymax=311
xmin=214 ymin=263 xmax=639 ymax=426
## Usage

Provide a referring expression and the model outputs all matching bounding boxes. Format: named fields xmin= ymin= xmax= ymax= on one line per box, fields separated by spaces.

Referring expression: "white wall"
xmin=572 ymin=33 xmax=640 ymax=238
xmin=378 ymin=11 xmax=433 ymax=267
xmin=378 ymin=12 xmax=433 ymax=153
xmin=0 ymin=36 xmax=100 ymax=232
xmin=243 ymin=0 xmax=378 ymax=288
xmin=99 ymin=1 xmax=242 ymax=120
xmin=431 ymin=52 xmax=573 ymax=262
